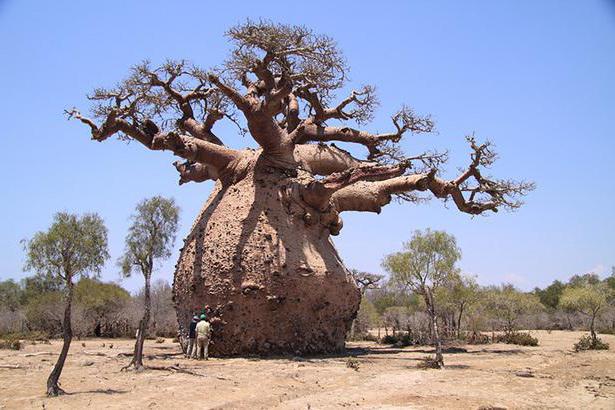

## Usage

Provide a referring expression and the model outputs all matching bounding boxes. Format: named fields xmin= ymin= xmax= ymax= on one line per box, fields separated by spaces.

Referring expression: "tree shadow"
xmin=443 ymin=364 xmax=471 ymax=369
xmin=65 ymin=388 xmax=129 ymax=395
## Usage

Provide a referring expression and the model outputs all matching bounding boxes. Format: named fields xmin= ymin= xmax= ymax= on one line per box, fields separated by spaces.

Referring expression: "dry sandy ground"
xmin=1 ymin=330 xmax=614 ymax=409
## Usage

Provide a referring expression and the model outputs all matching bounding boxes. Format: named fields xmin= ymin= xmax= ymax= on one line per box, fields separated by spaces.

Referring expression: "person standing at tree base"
xmin=196 ymin=314 xmax=211 ymax=360
xmin=186 ymin=315 xmax=199 ymax=359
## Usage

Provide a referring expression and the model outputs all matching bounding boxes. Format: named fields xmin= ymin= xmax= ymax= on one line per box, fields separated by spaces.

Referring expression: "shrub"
xmin=345 ymin=357 xmax=360 ymax=371
xmin=0 ymin=335 xmax=22 ymax=350
xmin=394 ymin=333 xmax=413 ymax=347
xmin=381 ymin=334 xmax=398 ymax=345
xmin=573 ymin=335 xmax=610 ymax=352
xmin=495 ymin=332 xmax=538 ymax=346
xmin=417 ymin=356 xmax=441 ymax=369
xmin=466 ymin=332 xmax=490 ymax=345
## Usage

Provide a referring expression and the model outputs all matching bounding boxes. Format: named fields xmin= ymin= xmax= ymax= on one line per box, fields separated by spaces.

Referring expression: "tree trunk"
xmin=590 ymin=312 xmax=597 ymax=344
xmin=133 ymin=273 xmax=151 ymax=370
xmin=425 ymin=290 xmax=444 ymax=368
xmin=47 ymin=282 xmax=73 ymax=396
xmin=457 ymin=305 xmax=464 ymax=339
xmin=173 ymin=161 xmax=361 ymax=356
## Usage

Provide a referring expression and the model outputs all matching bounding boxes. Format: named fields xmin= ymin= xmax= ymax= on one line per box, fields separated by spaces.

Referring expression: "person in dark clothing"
xmin=185 ymin=315 xmax=199 ymax=358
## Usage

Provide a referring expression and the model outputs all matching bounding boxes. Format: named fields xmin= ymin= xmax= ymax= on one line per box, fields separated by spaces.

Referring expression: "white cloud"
xmin=502 ymin=273 xmax=531 ymax=289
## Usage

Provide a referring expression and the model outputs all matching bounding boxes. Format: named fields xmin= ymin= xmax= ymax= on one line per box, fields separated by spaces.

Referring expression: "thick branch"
xmin=68 ymin=110 xmax=239 ymax=176
xmin=286 ymin=93 xmax=300 ymax=132
xmin=332 ymin=174 xmax=431 ymax=213
xmin=207 ymin=74 xmax=251 ymax=112
xmin=301 ymin=163 xmax=408 ymax=211
xmin=294 ymin=143 xmax=370 ymax=175
xmin=173 ymin=161 xmax=217 ymax=184
xmin=208 ymin=74 xmax=290 ymax=154
xmin=298 ymin=124 xmax=401 ymax=159
xmin=332 ymin=170 xmax=530 ymax=215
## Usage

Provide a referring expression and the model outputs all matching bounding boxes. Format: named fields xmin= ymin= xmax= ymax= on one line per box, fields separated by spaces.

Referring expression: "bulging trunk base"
xmin=173 ymin=163 xmax=360 ymax=356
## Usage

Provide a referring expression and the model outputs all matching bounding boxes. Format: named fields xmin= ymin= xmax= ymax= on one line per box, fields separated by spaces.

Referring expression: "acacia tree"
xmin=68 ymin=21 xmax=532 ymax=355
xmin=119 ymin=196 xmax=179 ymax=371
xmin=559 ymin=284 xmax=610 ymax=344
xmin=383 ymin=229 xmax=461 ymax=368
xmin=485 ymin=284 xmax=542 ymax=335
xmin=435 ymin=274 xmax=480 ymax=338
xmin=23 ymin=213 xmax=109 ymax=396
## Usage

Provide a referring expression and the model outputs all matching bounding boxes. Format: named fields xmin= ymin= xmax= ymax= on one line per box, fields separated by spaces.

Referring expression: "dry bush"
xmin=0 ymin=335 xmax=22 ymax=350
xmin=573 ymin=335 xmax=610 ymax=352
xmin=494 ymin=332 xmax=538 ymax=346
xmin=345 ymin=357 xmax=360 ymax=371
xmin=417 ymin=356 xmax=441 ymax=369
xmin=466 ymin=332 xmax=490 ymax=344
xmin=0 ymin=309 xmax=26 ymax=335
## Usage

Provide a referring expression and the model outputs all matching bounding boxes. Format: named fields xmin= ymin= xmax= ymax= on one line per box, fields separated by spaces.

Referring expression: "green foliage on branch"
xmin=574 ymin=334 xmax=609 ymax=351
xmin=23 ymin=212 xmax=109 ymax=282
xmin=119 ymin=196 xmax=179 ymax=278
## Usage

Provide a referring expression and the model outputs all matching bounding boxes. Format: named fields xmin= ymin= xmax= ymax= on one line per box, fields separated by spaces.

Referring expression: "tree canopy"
xmin=119 ymin=196 xmax=180 ymax=278
xmin=69 ymin=20 xmax=533 ymax=225
xmin=23 ymin=212 xmax=109 ymax=282
xmin=383 ymin=229 xmax=461 ymax=294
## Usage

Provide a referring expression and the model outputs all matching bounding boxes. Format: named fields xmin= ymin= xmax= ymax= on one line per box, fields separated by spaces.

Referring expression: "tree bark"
xmin=172 ymin=160 xmax=360 ymax=356
xmin=425 ymin=290 xmax=444 ymax=368
xmin=590 ymin=312 xmax=597 ymax=344
xmin=132 ymin=273 xmax=151 ymax=370
xmin=47 ymin=281 xmax=73 ymax=396
xmin=457 ymin=304 xmax=465 ymax=340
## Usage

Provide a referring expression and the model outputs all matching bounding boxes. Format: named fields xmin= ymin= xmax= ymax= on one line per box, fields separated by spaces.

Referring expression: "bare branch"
xmin=207 ymin=74 xmax=251 ymax=112
xmin=351 ymin=270 xmax=384 ymax=294
xmin=332 ymin=138 xmax=534 ymax=214
xmin=297 ymin=106 xmax=434 ymax=160
xmin=299 ymin=85 xmax=378 ymax=125
xmin=67 ymin=110 xmax=240 ymax=178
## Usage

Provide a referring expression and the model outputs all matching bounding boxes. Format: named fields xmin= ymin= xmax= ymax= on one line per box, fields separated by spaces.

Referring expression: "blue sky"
xmin=1 ymin=0 xmax=613 ymax=292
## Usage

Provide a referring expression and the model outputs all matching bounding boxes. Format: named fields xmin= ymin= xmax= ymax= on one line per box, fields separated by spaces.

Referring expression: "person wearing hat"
xmin=186 ymin=315 xmax=199 ymax=359
xmin=195 ymin=313 xmax=212 ymax=360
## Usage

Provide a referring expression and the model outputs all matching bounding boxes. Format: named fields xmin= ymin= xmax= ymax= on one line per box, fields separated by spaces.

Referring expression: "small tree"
xmin=74 ymin=278 xmax=131 ymax=337
xmin=119 ymin=196 xmax=179 ymax=371
xmin=349 ymin=270 xmax=383 ymax=339
xmin=485 ymin=284 xmax=542 ymax=335
xmin=534 ymin=279 xmax=566 ymax=311
xmin=435 ymin=274 xmax=480 ymax=339
xmin=383 ymin=229 xmax=461 ymax=368
xmin=0 ymin=280 xmax=23 ymax=312
xmin=354 ymin=297 xmax=380 ymax=338
xmin=23 ymin=212 xmax=109 ymax=396
xmin=559 ymin=283 xmax=610 ymax=344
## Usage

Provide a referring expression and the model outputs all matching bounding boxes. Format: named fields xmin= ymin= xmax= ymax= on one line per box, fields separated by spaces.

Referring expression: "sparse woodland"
xmin=2 ymin=249 xmax=614 ymax=349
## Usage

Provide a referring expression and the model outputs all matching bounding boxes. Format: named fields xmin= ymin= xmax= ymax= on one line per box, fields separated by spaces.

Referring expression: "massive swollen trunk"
xmin=173 ymin=154 xmax=361 ymax=356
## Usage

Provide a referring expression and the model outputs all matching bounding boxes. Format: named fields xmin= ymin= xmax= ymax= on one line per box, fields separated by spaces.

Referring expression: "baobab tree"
xmin=68 ymin=21 xmax=533 ymax=356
